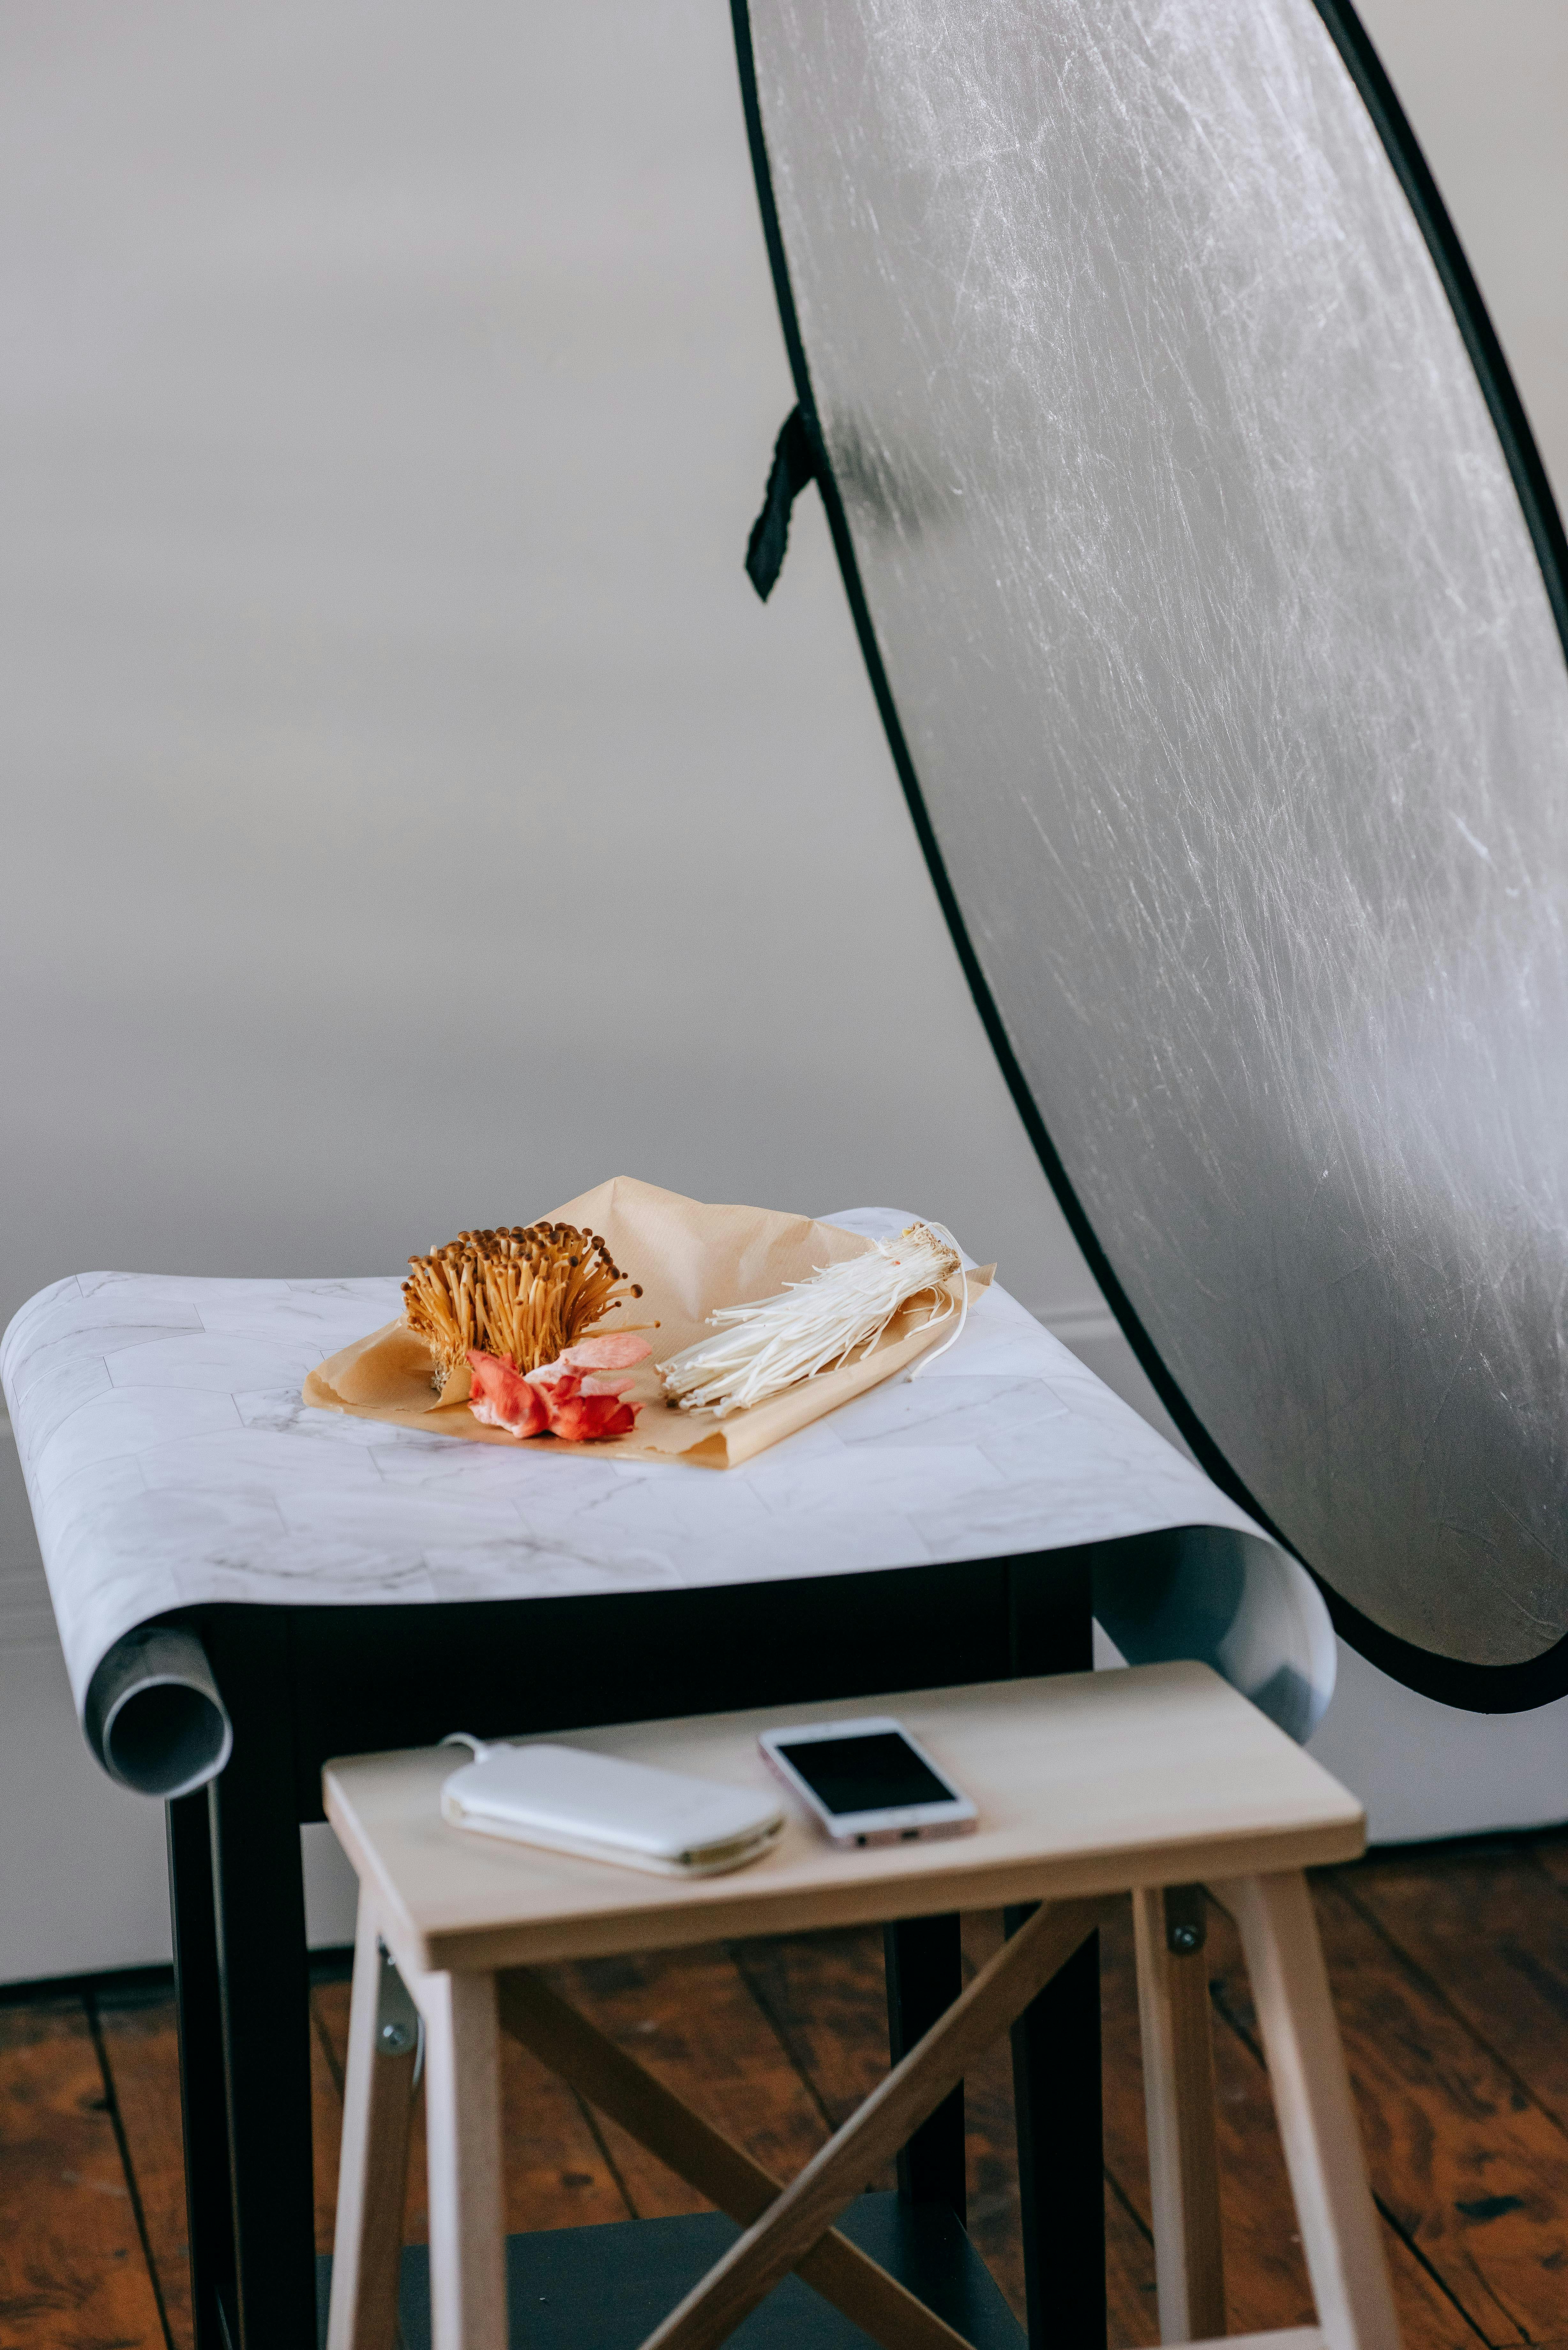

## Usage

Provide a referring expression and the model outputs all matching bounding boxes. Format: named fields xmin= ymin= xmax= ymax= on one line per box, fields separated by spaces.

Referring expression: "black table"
xmin=165 ymin=1538 xmax=1122 ymax=2349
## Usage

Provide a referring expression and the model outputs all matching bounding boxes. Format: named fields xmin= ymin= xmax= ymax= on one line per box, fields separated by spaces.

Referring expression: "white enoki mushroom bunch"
xmin=659 ymin=1222 xmax=968 ymax=1418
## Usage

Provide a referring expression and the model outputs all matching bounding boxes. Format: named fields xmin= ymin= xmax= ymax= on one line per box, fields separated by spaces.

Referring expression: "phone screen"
xmin=775 ymin=1731 xmax=957 ymax=1817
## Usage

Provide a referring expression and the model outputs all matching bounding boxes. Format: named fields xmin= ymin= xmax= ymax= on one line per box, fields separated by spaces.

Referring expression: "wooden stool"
xmin=322 ymin=1661 xmax=1398 ymax=2350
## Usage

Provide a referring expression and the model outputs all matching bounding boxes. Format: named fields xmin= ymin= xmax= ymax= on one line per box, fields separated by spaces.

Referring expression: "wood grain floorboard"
xmin=731 ymin=1924 xmax=895 ymax=2143
xmin=1202 ymin=1887 xmax=1486 ymax=2350
xmin=1316 ymin=1871 xmax=1568 ymax=2344
xmin=1213 ymin=1873 xmax=1568 ymax=2346
xmin=1346 ymin=1844 xmax=1568 ymax=2133
xmin=311 ymin=1968 xmax=633 ymax=2246
xmin=0 ymin=1995 xmax=169 ymax=2350
xmin=542 ymin=1942 xmax=834 ymax=2221
xmin=92 ymin=1986 xmax=191 ymax=2350
xmin=495 ymin=2027 xmax=635 ymax=2237
xmin=46 ymin=1837 xmax=1568 ymax=2350
xmin=309 ymin=1977 xmax=347 ymax=2253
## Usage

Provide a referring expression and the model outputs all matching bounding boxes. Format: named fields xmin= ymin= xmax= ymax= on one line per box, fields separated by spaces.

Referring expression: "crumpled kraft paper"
xmin=303 ymin=1176 xmax=993 ymax=1469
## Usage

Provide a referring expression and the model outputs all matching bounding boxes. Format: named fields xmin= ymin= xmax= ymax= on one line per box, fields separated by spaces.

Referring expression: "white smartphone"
xmin=758 ymin=1716 xmax=977 ymax=1848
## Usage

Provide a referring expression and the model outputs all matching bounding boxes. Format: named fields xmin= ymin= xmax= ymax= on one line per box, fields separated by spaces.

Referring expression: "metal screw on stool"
xmin=375 ymin=1939 xmax=424 ymax=2078
xmin=1163 ymin=1883 xmax=1208 ymax=1956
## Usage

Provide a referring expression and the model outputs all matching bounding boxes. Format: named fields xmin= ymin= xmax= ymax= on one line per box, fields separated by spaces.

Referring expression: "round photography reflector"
xmin=734 ymin=0 xmax=1568 ymax=1705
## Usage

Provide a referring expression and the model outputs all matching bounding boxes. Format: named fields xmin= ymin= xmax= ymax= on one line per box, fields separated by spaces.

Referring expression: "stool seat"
xmin=325 ymin=1661 xmax=1362 ymax=1974
xmin=323 ymin=1662 xmax=1398 ymax=2350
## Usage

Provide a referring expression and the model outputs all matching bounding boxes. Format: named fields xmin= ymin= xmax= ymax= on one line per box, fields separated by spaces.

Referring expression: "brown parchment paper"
xmin=303 ymin=1176 xmax=992 ymax=1470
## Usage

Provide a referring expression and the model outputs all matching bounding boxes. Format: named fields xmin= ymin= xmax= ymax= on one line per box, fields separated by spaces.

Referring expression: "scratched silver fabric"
xmin=750 ymin=0 xmax=1568 ymax=1667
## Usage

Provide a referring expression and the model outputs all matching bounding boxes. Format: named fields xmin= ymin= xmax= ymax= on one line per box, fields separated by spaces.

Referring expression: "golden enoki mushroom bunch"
xmin=403 ymin=1224 xmax=643 ymax=1391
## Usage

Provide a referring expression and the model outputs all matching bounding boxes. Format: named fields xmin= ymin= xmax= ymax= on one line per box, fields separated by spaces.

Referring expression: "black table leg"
xmin=885 ymin=1912 xmax=967 ymax=2219
xmin=1007 ymin=1915 xmax=1107 ymax=2350
xmin=1008 ymin=1547 xmax=1106 ymax=2350
xmin=167 ymin=1788 xmax=236 ymax=2350
xmin=206 ymin=1617 xmax=318 ymax=2350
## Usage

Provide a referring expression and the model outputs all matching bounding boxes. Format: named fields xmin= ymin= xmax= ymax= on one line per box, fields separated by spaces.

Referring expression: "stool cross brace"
xmin=327 ymin=1893 xmax=1109 ymax=2350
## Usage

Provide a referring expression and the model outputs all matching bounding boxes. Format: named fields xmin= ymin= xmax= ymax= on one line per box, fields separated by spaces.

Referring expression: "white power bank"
xmin=440 ymin=1740 xmax=787 ymax=1877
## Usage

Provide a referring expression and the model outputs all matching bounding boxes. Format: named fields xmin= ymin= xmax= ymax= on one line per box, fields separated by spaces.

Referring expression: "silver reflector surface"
xmin=741 ymin=0 xmax=1568 ymax=1691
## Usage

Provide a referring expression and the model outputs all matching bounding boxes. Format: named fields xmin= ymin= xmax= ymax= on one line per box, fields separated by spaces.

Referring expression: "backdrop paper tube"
xmin=70 ymin=1543 xmax=1334 ymax=1797
xmin=84 ymin=1624 xmax=234 ymax=1799
xmin=1092 ymin=1528 xmax=1336 ymax=1746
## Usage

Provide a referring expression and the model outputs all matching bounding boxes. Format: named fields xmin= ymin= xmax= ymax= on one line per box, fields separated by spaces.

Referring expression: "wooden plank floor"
xmin=5 ymin=1835 xmax=1568 ymax=2349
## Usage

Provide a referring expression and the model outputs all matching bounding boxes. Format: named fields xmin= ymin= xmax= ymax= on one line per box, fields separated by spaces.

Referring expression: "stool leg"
xmin=420 ymin=1965 xmax=508 ymax=2350
xmin=1223 ymin=1872 xmax=1400 ymax=2350
xmin=1132 ymin=1887 xmax=1224 ymax=2343
xmin=327 ymin=1894 xmax=419 ymax=2350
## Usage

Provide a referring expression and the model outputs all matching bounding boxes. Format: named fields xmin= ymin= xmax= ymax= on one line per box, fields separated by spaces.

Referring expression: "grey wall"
xmin=0 ymin=0 xmax=1091 ymax=1322
xmin=1 ymin=0 xmax=1564 ymax=1980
